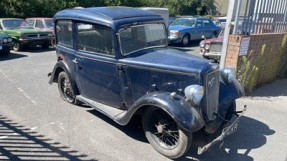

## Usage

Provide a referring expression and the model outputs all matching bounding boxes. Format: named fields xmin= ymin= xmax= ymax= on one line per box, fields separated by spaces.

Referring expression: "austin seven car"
xmin=48 ymin=7 xmax=246 ymax=159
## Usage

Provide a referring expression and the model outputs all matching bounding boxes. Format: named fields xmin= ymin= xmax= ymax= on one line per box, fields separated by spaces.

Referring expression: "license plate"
xmin=223 ymin=123 xmax=238 ymax=136
xmin=0 ymin=46 xmax=2 ymax=50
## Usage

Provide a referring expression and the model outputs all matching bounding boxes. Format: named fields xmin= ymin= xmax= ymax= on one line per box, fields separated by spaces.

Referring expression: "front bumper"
xmin=197 ymin=105 xmax=247 ymax=155
xmin=0 ymin=42 xmax=14 ymax=50
xmin=200 ymin=50 xmax=221 ymax=59
xmin=168 ymin=36 xmax=182 ymax=44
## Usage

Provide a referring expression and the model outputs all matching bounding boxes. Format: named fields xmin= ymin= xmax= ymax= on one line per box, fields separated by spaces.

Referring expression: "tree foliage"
xmin=0 ymin=0 xmax=217 ymax=18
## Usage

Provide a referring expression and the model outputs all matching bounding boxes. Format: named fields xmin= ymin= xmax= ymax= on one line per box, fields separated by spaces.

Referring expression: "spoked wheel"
xmin=13 ymin=42 xmax=23 ymax=51
xmin=142 ymin=107 xmax=192 ymax=159
xmin=58 ymin=71 xmax=79 ymax=104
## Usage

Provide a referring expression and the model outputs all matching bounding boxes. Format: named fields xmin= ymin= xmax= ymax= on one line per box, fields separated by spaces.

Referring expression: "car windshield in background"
xmin=44 ymin=19 xmax=54 ymax=29
xmin=170 ymin=18 xmax=196 ymax=27
xmin=119 ymin=24 xmax=166 ymax=55
xmin=2 ymin=20 xmax=32 ymax=29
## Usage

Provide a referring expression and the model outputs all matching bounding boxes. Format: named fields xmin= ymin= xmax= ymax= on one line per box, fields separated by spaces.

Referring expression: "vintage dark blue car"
xmin=0 ymin=33 xmax=13 ymax=56
xmin=168 ymin=17 xmax=221 ymax=46
xmin=48 ymin=7 xmax=246 ymax=159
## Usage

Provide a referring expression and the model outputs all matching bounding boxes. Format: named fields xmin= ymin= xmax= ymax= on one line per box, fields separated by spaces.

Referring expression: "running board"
xmin=76 ymin=95 xmax=126 ymax=122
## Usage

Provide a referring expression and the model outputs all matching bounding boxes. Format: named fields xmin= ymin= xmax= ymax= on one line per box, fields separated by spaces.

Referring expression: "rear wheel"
xmin=142 ymin=107 xmax=192 ymax=159
xmin=57 ymin=71 xmax=79 ymax=105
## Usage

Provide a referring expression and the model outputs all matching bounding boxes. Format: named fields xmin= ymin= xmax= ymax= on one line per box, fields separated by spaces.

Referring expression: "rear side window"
xmin=203 ymin=20 xmax=211 ymax=27
xmin=76 ymin=22 xmax=113 ymax=56
xmin=56 ymin=20 xmax=72 ymax=48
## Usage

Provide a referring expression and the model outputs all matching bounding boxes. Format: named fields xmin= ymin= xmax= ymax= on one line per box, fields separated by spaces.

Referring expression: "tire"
xmin=211 ymin=32 xmax=217 ymax=38
xmin=142 ymin=107 xmax=192 ymax=159
xmin=57 ymin=71 xmax=79 ymax=105
xmin=42 ymin=43 xmax=49 ymax=49
xmin=181 ymin=34 xmax=190 ymax=47
xmin=224 ymin=101 xmax=236 ymax=122
xmin=13 ymin=42 xmax=23 ymax=51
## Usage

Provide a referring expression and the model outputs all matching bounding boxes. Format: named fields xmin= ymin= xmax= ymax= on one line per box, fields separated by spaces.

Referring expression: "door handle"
xmin=72 ymin=59 xmax=78 ymax=64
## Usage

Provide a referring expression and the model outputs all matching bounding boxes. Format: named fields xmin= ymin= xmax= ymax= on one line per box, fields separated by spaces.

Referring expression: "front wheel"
xmin=13 ymin=42 xmax=23 ymax=51
xmin=142 ymin=107 xmax=192 ymax=159
xmin=57 ymin=71 xmax=79 ymax=105
xmin=181 ymin=34 xmax=190 ymax=47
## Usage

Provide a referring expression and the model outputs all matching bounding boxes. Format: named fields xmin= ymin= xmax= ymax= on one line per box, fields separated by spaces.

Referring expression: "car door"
xmin=202 ymin=19 xmax=215 ymax=38
xmin=193 ymin=19 xmax=203 ymax=40
xmin=74 ymin=22 xmax=123 ymax=108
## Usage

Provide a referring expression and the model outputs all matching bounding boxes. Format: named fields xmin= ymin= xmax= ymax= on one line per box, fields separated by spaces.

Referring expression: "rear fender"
xmin=117 ymin=92 xmax=205 ymax=132
xmin=48 ymin=60 xmax=79 ymax=95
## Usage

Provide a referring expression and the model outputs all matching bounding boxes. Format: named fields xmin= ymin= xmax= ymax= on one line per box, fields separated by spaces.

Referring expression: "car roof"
xmin=0 ymin=18 xmax=23 ymax=21
xmin=26 ymin=17 xmax=52 ymax=20
xmin=54 ymin=6 xmax=163 ymax=30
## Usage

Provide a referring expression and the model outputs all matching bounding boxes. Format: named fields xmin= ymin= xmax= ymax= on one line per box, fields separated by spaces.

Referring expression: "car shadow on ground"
xmin=86 ymin=106 xmax=275 ymax=161
xmin=249 ymin=78 xmax=287 ymax=97
xmin=179 ymin=116 xmax=275 ymax=161
xmin=18 ymin=46 xmax=55 ymax=53
xmin=0 ymin=114 xmax=95 ymax=161
xmin=87 ymin=109 xmax=147 ymax=143
xmin=0 ymin=52 xmax=27 ymax=61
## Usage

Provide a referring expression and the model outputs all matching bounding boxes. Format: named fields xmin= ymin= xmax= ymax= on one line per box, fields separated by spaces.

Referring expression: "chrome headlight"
xmin=205 ymin=44 xmax=210 ymax=50
xmin=220 ymin=66 xmax=236 ymax=83
xmin=170 ymin=30 xmax=180 ymax=37
xmin=3 ymin=38 xmax=7 ymax=43
xmin=199 ymin=41 xmax=205 ymax=48
xmin=48 ymin=33 xmax=53 ymax=37
xmin=8 ymin=38 xmax=12 ymax=42
xmin=184 ymin=85 xmax=204 ymax=106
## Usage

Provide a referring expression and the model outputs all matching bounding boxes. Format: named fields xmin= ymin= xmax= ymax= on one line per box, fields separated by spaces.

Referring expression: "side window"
xmin=56 ymin=20 xmax=73 ymax=48
xmin=196 ymin=20 xmax=203 ymax=27
xmin=26 ymin=19 xmax=35 ymax=26
xmin=76 ymin=22 xmax=113 ymax=56
xmin=203 ymin=20 xmax=211 ymax=27
xmin=35 ymin=20 xmax=44 ymax=28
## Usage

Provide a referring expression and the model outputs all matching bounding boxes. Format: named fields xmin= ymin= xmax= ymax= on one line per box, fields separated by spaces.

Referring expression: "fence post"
xmin=220 ymin=0 xmax=236 ymax=69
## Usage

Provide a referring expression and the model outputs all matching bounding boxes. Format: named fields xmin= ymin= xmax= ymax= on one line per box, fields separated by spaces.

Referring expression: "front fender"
xmin=219 ymin=76 xmax=244 ymax=108
xmin=117 ymin=92 xmax=205 ymax=132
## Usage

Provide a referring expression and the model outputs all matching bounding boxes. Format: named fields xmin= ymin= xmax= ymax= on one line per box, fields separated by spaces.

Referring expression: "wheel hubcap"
xmin=61 ymin=77 xmax=74 ymax=102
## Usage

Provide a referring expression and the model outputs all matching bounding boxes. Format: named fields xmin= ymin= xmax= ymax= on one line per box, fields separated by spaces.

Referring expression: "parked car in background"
xmin=200 ymin=29 xmax=224 ymax=61
xmin=0 ymin=33 xmax=14 ymax=56
xmin=0 ymin=18 xmax=53 ymax=51
xmin=168 ymin=17 xmax=221 ymax=46
xmin=25 ymin=17 xmax=55 ymax=46
xmin=48 ymin=7 xmax=246 ymax=159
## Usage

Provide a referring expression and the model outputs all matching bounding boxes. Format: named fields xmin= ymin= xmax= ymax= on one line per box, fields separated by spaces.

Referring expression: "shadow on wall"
xmin=0 ymin=114 xmax=96 ymax=161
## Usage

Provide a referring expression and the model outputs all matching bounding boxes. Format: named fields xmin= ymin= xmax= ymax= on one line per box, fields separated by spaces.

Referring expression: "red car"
xmin=25 ymin=17 xmax=55 ymax=46
xmin=199 ymin=29 xmax=223 ymax=61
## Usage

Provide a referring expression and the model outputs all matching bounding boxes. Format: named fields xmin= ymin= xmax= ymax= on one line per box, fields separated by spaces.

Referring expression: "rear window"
xmin=56 ymin=20 xmax=72 ymax=48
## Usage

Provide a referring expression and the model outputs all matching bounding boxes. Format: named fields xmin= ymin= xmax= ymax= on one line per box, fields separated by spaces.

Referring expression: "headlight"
xmin=205 ymin=44 xmax=210 ymax=50
xmin=3 ymin=38 xmax=7 ymax=43
xmin=220 ymin=66 xmax=236 ymax=83
xmin=199 ymin=41 xmax=205 ymax=48
xmin=8 ymin=38 xmax=12 ymax=42
xmin=184 ymin=85 xmax=204 ymax=106
xmin=48 ymin=33 xmax=53 ymax=37
xmin=170 ymin=31 xmax=180 ymax=37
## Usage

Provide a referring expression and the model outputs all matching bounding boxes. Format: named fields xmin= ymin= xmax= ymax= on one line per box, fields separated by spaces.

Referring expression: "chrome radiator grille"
xmin=202 ymin=70 xmax=220 ymax=121
xmin=210 ymin=42 xmax=222 ymax=52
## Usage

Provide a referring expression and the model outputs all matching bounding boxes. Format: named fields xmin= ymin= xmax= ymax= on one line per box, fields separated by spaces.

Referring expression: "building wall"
xmin=214 ymin=0 xmax=247 ymax=16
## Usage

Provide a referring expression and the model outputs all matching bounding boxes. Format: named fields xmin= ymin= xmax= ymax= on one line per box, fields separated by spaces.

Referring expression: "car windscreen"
xmin=170 ymin=18 xmax=196 ymax=27
xmin=44 ymin=19 xmax=54 ymax=29
xmin=2 ymin=20 xmax=32 ymax=29
xmin=119 ymin=24 xmax=166 ymax=55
